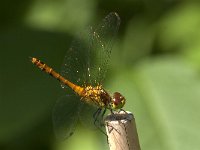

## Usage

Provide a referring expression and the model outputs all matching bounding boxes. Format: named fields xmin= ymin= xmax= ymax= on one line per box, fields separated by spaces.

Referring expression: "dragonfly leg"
xmin=93 ymin=108 xmax=102 ymax=120
xmin=119 ymin=108 xmax=127 ymax=114
xmin=110 ymin=108 xmax=114 ymax=114
xmin=93 ymin=108 xmax=108 ymax=138
xmin=93 ymin=108 xmax=102 ymax=127
xmin=100 ymin=108 xmax=107 ymax=127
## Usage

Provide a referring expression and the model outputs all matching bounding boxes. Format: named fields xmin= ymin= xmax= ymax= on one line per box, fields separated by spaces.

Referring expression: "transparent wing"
xmin=52 ymin=95 xmax=82 ymax=140
xmin=87 ymin=12 xmax=121 ymax=85
xmin=78 ymin=102 xmax=99 ymax=130
xmin=60 ymin=34 xmax=90 ymax=88
xmin=54 ymin=12 xmax=120 ymax=138
xmin=60 ymin=12 xmax=121 ymax=88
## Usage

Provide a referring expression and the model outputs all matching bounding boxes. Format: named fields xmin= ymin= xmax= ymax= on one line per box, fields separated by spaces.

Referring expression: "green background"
xmin=1 ymin=0 xmax=200 ymax=150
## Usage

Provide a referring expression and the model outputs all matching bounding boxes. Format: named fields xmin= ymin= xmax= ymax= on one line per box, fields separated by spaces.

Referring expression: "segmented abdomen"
xmin=31 ymin=57 xmax=85 ymax=96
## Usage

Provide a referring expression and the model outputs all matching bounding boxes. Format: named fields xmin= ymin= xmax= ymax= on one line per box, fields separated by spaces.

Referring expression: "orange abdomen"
xmin=31 ymin=57 xmax=85 ymax=96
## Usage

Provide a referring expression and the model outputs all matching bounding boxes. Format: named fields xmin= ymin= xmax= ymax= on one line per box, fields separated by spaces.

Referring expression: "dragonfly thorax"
xmin=83 ymin=85 xmax=111 ymax=108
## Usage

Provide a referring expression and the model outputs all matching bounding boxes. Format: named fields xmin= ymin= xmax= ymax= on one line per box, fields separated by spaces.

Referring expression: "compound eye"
xmin=112 ymin=92 xmax=126 ymax=109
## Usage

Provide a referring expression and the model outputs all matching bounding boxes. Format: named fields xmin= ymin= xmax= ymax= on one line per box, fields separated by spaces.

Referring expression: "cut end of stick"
xmin=105 ymin=111 xmax=141 ymax=150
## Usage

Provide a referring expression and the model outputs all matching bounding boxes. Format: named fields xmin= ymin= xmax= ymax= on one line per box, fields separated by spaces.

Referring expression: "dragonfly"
xmin=31 ymin=12 xmax=126 ymax=139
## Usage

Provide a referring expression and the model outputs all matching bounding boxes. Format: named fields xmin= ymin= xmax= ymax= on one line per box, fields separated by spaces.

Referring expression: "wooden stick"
xmin=105 ymin=111 xmax=141 ymax=150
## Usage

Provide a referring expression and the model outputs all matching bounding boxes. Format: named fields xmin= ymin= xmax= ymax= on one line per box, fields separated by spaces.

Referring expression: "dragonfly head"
xmin=110 ymin=92 xmax=126 ymax=110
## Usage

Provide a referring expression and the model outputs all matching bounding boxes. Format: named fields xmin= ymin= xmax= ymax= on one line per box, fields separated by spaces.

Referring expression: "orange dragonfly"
xmin=31 ymin=12 xmax=125 ymax=139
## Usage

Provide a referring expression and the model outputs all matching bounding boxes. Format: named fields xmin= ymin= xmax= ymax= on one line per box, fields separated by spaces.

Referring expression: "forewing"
xmin=60 ymin=12 xmax=121 ymax=89
xmin=60 ymin=34 xmax=90 ymax=88
xmin=86 ymin=12 xmax=121 ymax=85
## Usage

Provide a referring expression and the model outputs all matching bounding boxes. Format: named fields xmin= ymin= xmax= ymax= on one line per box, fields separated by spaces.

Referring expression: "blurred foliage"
xmin=1 ymin=0 xmax=200 ymax=150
